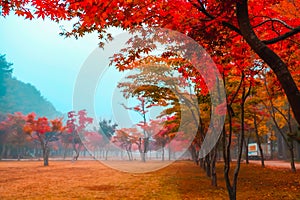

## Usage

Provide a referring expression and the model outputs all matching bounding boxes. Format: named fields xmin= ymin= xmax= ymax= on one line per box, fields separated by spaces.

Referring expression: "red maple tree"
xmin=23 ymin=113 xmax=65 ymax=166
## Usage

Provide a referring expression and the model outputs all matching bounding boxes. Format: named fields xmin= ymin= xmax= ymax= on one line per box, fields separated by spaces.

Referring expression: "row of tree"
xmin=0 ymin=110 xmax=93 ymax=166
xmin=116 ymin=62 xmax=300 ymax=172
xmin=0 ymin=109 xmax=191 ymax=165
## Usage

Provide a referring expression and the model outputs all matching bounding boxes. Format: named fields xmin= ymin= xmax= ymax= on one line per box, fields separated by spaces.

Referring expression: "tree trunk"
xmin=189 ymin=144 xmax=199 ymax=164
xmin=199 ymin=158 xmax=204 ymax=169
xmin=222 ymin=71 xmax=245 ymax=200
xmin=254 ymin=114 xmax=265 ymax=168
xmin=168 ymin=144 xmax=171 ymax=161
xmin=126 ymin=150 xmax=131 ymax=161
xmin=137 ymin=139 xmax=143 ymax=161
xmin=236 ymin=0 xmax=300 ymax=133
xmin=63 ymin=143 xmax=68 ymax=160
xmin=126 ymin=143 xmax=132 ymax=161
xmin=75 ymin=149 xmax=80 ymax=161
xmin=289 ymin=141 xmax=296 ymax=173
xmin=223 ymin=106 xmax=234 ymax=200
xmin=43 ymin=146 xmax=49 ymax=166
xmin=73 ymin=143 xmax=83 ymax=161
xmin=205 ymin=154 xmax=211 ymax=177
xmin=105 ymin=149 xmax=109 ymax=160
xmin=224 ymin=74 xmax=249 ymax=200
xmin=141 ymin=137 xmax=149 ymax=162
xmin=211 ymin=146 xmax=218 ymax=187
xmin=270 ymin=139 xmax=274 ymax=160
xmin=230 ymin=80 xmax=247 ymax=200
xmin=162 ymin=145 xmax=165 ymax=161
xmin=0 ymin=143 xmax=6 ymax=160
xmin=244 ymin=137 xmax=249 ymax=164
xmin=17 ymin=146 xmax=21 ymax=161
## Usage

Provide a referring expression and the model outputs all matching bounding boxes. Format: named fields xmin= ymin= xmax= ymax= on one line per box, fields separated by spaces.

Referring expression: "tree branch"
xmin=263 ymin=26 xmax=300 ymax=45
xmin=189 ymin=0 xmax=242 ymax=35
xmin=252 ymin=16 xmax=294 ymax=30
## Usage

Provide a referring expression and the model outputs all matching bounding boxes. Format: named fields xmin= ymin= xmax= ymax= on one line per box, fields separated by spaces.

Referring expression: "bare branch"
xmin=263 ymin=26 xmax=300 ymax=45
xmin=253 ymin=17 xmax=294 ymax=30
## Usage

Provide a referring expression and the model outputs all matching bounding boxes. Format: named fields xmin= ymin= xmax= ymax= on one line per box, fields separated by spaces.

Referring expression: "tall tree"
xmin=66 ymin=110 xmax=93 ymax=161
xmin=98 ymin=119 xmax=118 ymax=160
xmin=0 ymin=54 xmax=12 ymax=97
xmin=263 ymin=78 xmax=298 ymax=172
xmin=121 ymin=97 xmax=154 ymax=162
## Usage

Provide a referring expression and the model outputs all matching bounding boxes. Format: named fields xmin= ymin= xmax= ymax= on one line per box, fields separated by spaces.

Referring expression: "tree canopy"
xmin=1 ymin=0 xmax=299 ymax=125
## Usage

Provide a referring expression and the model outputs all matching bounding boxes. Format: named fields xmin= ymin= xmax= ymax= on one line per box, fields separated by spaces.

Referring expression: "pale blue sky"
xmin=0 ymin=15 xmax=161 ymax=127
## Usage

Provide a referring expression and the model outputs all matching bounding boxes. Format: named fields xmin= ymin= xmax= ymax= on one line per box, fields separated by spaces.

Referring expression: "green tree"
xmin=0 ymin=54 xmax=12 ymax=97
xmin=98 ymin=119 xmax=118 ymax=160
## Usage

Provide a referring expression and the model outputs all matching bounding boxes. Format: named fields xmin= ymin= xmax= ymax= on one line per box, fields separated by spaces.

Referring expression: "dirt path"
xmin=247 ymin=160 xmax=300 ymax=169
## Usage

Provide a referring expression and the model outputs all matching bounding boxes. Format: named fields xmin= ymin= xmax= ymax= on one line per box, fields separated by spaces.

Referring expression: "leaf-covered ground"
xmin=0 ymin=160 xmax=299 ymax=199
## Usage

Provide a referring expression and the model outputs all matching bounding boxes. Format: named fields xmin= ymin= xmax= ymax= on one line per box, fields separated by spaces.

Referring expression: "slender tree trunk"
xmin=254 ymin=114 xmax=265 ymax=168
xmin=126 ymin=150 xmax=131 ymax=161
xmin=224 ymin=73 xmax=250 ymax=200
xmin=264 ymin=76 xmax=297 ymax=171
xmin=137 ymin=138 xmax=145 ymax=162
xmin=74 ymin=145 xmax=81 ymax=161
xmin=211 ymin=146 xmax=218 ymax=187
xmin=287 ymin=106 xmax=297 ymax=172
xmin=189 ymin=145 xmax=198 ymax=164
xmin=168 ymin=144 xmax=171 ymax=161
xmin=105 ymin=149 xmax=109 ymax=160
xmin=130 ymin=150 xmax=133 ymax=161
xmin=17 ymin=146 xmax=21 ymax=161
xmin=199 ymin=158 xmax=204 ymax=169
xmin=270 ymin=138 xmax=274 ymax=160
xmin=205 ymin=154 xmax=211 ymax=177
xmin=289 ymin=141 xmax=296 ymax=173
xmin=141 ymin=101 xmax=148 ymax=162
xmin=223 ymin=103 xmax=235 ymax=199
xmin=126 ymin=143 xmax=132 ymax=161
xmin=162 ymin=145 xmax=164 ymax=161
xmin=230 ymin=82 xmax=247 ymax=200
xmin=63 ymin=143 xmax=68 ymax=160
xmin=244 ymin=136 xmax=249 ymax=164
xmin=144 ymin=137 xmax=149 ymax=162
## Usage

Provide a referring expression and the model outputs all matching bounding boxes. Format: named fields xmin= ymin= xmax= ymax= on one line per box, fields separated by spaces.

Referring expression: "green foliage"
xmin=0 ymin=54 xmax=13 ymax=97
xmin=98 ymin=119 xmax=118 ymax=142
xmin=0 ymin=54 xmax=61 ymax=118
xmin=0 ymin=77 xmax=61 ymax=118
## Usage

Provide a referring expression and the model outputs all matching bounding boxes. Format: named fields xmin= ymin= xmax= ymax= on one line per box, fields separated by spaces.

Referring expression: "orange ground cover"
xmin=0 ymin=160 xmax=299 ymax=199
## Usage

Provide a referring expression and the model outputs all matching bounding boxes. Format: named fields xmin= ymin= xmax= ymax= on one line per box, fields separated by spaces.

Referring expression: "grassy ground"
xmin=0 ymin=160 xmax=299 ymax=199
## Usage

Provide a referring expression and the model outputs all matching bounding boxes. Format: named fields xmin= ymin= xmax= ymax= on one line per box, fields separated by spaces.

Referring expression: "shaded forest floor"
xmin=0 ymin=160 xmax=299 ymax=199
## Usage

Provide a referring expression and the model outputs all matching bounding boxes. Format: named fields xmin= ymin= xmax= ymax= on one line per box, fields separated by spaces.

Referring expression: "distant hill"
xmin=0 ymin=54 xmax=62 ymax=119
xmin=0 ymin=78 xmax=62 ymax=118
